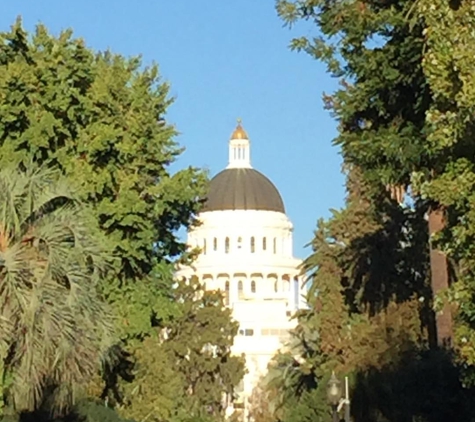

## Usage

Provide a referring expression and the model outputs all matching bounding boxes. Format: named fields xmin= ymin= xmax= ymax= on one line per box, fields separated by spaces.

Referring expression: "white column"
xmin=278 ymin=274 xmax=283 ymax=294
xmin=296 ymin=275 xmax=303 ymax=309
xmin=290 ymin=274 xmax=297 ymax=310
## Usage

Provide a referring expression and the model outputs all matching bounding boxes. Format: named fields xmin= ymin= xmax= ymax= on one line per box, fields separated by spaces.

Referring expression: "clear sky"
xmin=1 ymin=0 xmax=345 ymax=259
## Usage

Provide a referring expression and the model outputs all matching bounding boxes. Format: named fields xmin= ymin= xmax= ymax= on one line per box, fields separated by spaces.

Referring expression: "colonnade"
xmin=185 ymin=271 xmax=301 ymax=309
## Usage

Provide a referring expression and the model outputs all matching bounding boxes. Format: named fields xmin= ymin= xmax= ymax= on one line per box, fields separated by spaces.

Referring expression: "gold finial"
xmin=230 ymin=118 xmax=248 ymax=140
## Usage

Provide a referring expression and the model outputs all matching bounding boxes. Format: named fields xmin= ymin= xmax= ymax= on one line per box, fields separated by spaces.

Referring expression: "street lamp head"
xmin=326 ymin=371 xmax=342 ymax=406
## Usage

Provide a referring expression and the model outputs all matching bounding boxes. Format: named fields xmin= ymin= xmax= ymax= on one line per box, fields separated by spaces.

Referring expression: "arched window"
xmin=250 ymin=237 xmax=255 ymax=253
xmin=262 ymin=237 xmax=267 ymax=251
xmin=225 ymin=281 xmax=230 ymax=306
xmin=273 ymin=237 xmax=277 ymax=254
xmin=238 ymin=280 xmax=244 ymax=299
xmin=225 ymin=237 xmax=230 ymax=254
xmin=203 ymin=239 xmax=207 ymax=254
xmin=251 ymin=280 xmax=256 ymax=293
xmin=283 ymin=279 xmax=290 ymax=292
xmin=237 ymin=237 xmax=242 ymax=249
xmin=213 ymin=237 xmax=217 ymax=251
xmin=274 ymin=280 xmax=278 ymax=293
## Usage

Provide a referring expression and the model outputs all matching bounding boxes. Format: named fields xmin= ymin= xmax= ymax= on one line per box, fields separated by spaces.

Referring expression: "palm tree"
xmin=0 ymin=165 xmax=115 ymax=415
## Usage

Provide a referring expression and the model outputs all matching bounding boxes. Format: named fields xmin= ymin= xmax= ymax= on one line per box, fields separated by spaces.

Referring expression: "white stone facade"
xmin=176 ymin=122 xmax=305 ymax=418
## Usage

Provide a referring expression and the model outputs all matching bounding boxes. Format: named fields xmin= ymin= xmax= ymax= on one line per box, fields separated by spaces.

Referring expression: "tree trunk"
xmin=428 ymin=205 xmax=453 ymax=347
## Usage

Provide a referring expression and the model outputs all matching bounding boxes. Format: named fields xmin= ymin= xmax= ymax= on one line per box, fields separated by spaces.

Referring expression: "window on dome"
xmin=213 ymin=237 xmax=217 ymax=251
xmin=274 ymin=280 xmax=278 ymax=293
xmin=251 ymin=280 xmax=256 ymax=293
xmin=273 ymin=237 xmax=277 ymax=254
xmin=238 ymin=280 xmax=244 ymax=299
xmin=203 ymin=239 xmax=207 ymax=255
xmin=237 ymin=237 xmax=242 ymax=249
xmin=225 ymin=281 xmax=230 ymax=306
xmin=250 ymin=237 xmax=255 ymax=253
xmin=262 ymin=237 xmax=267 ymax=251
xmin=225 ymin=237 xmax=230 ymax=253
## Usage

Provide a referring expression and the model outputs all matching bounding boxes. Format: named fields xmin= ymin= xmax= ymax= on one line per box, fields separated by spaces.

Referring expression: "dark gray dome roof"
xmin=202 ymin=168 xmax=285 ymax=213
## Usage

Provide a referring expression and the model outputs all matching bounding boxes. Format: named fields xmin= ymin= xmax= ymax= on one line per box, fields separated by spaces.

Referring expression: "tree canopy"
xmin=265 ymin=0 xmax=475 ymax=421
xmin=0 ymin=14 xmax=206 ymax=348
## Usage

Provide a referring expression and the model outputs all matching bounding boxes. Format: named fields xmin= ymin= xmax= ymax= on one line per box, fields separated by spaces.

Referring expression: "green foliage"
xmin=277 ymin=0 xmax=430 ymax=187
xmin=0 ymin=18 xmax=207 ymax=342
xmin=275 ymin=0 xmax=475 ymax=354
xmin=118 ymin=335 xmax=185 ymax=422
xmin=413 ymin=0 xmax=475 ymax=368
xmin=164 ymin=278 xmax=245 ymax=414
xmin=118 ymin=278 xmax=245 ymax=422
xmin=0 ymin=165 xmax=114 ymax=415
xmin=2 ymin=400 xmax=136 ymax=422
xmin=262 ymin=166 xmax=475 ymax=422
xmin=351 ymin=349 xmax=475 ymax=422
xmin=271 ymin=2 xmax=475 ymax=420
xmin=0 ymin=18 xmax=218 ymax=418
xmin=74 ymin=401 xmax=136 ymax=422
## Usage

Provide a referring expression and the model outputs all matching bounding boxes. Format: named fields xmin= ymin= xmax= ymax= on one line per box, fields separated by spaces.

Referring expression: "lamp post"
xmin=326 ymin=372 xmax=341 ymax=422
xmin=326 ymin=372 xmax=350 ymax=422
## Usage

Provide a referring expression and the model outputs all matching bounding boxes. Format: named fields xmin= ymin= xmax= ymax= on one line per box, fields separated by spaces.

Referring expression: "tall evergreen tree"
xmin=264 ymin=168 xmax=430 ymax=422
xmin=269 ymin=1 xmax=475 ymax=420
xmin=275 ymin=0 xmax=460 ymax=347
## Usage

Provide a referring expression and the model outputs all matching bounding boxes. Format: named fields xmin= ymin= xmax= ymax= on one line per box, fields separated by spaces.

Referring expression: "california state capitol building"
xmin=176 ymin=120 xmax=306 ymax=417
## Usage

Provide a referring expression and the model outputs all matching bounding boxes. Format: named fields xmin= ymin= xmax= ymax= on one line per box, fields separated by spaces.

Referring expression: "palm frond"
xmin=0 ymin=164 xmax=116 ymax=414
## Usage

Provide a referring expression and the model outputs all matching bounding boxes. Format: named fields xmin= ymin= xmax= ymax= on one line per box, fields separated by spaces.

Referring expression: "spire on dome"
xmin=227 ymin=118 xmax=252 ymax=169
xmin=230 ymin=118 xmax=249 ymax=140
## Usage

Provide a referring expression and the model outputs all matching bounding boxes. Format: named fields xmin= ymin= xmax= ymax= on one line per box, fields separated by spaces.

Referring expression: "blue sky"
xmin=1 ymin=0 xmax=345 ymax=258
